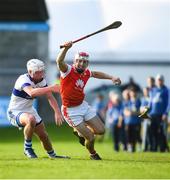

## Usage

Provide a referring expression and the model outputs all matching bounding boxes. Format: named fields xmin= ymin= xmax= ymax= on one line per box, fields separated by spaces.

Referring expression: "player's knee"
xmin=86 ymin=134 xmax=95 ymax=142
xmin=27 ymin=115 xmax=36 ymax=127
xmin=96 ymin=127 xmax=105 ymax=135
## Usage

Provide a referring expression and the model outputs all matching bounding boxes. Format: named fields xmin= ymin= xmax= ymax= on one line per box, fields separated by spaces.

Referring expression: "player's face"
xmin=30 ymin=70 xmax=44 ymax=82
xmin=74 ymin=59 xmax=89 ymax=73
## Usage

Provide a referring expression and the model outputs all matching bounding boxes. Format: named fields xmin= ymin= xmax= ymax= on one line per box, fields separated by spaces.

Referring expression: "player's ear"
xmin=28 ymin=70 xmax=33 ymax=76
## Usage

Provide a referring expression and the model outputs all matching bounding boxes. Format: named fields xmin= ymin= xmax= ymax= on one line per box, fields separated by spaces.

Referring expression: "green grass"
xmin=0 ymin=124 xmax=170 ymax=179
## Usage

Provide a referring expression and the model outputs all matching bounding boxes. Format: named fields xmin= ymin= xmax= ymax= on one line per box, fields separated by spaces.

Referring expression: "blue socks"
xmin=24 ymin=139 xmax=32 ymax=149
xmin=47 ymin=150 xmax=56 ymax=157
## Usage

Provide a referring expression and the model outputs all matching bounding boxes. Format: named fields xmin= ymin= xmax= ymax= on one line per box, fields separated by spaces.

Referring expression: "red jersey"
xmin=60 ymin=65 xmax=91 ymax=107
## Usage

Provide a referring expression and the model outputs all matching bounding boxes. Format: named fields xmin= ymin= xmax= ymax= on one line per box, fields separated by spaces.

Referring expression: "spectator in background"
xmin=140 ymin=87 xmax=151 ymax=151
xmin=92 ymin=93 xmax=106 ymax=124
xmin=148 ymin=74 xmax=169 ymax=152
xmin=141 ymin=76 xmax=155 ymax=151
xmin=107 ymin=92 xmax=126 ymax=151
xmin=123 ymin=88 xmax=142 ymax=152
xmin=122 ymin=89 xmax=132 ymax=152
xmin=147 ymin=76 xmax=155 ymax=90
xmin=105 ymin=91 xmax=121 ymax=139
xmin=129 ymin=88 xmax=142 ymax=151
xmin=105 ymin=91 xmax=115 ymax=139
xmin=121 ymin=76 xmax=141 ymax=94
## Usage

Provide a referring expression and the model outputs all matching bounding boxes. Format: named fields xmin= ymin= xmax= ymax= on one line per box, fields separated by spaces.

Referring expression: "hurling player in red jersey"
xmin=56 ymin=41 xmax=121 ymax=160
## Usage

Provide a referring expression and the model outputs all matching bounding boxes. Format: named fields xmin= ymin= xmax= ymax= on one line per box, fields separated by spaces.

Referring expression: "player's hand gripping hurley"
xmin=60 ymin=21 xmax=122 ymax=49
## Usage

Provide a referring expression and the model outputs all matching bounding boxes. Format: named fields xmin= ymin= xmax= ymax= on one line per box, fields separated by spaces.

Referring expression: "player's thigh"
xmin=75 ymin=122 xmax=94 ymax=141
xmin=85 ymin=116 xmax=105 ymax=135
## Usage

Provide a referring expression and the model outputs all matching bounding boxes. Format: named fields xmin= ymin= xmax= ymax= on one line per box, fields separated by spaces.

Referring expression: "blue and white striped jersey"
xmin=8 ymin=73 xmax=47 ymax=110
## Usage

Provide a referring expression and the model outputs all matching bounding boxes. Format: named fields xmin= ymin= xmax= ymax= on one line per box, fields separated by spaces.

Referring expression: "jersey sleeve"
xmin=60 ymin=64 xmax=71 ymax=78
xmin=15 ymin=75 xmax=32 ymax=91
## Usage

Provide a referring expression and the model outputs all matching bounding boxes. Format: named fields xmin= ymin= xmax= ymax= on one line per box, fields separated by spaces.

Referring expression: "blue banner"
xmin=0 ymin=97 xmax=11 ymax=126
xmin=0 ymin=22 xmax=49 ymax=32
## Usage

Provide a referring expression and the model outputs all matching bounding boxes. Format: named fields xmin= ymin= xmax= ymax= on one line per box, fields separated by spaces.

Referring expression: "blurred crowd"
xmin=91 ymin=74 xmax=170 ymax=153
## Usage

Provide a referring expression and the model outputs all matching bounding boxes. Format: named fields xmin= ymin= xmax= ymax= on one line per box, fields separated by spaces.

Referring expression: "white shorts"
xmin=7 ymin=108 xmax=42 ymax=128
xmin=61 ymin=101 xmax=96 ymax=127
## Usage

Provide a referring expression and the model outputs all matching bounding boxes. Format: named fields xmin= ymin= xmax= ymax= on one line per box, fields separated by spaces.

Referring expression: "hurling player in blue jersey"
xmin=7 ymin=59 xmax=69 ymax=159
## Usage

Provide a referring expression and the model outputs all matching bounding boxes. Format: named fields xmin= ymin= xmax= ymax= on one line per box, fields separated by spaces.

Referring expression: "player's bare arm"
xmin=56 ymin=41 xmax=73 ymax=72
xmin=46 ymin=92 xmax=64 ymax=126
xmin=23 ymin=84 xmax=59 ymax=98
xmin=91 ymin=71 xmax=121 ymax=85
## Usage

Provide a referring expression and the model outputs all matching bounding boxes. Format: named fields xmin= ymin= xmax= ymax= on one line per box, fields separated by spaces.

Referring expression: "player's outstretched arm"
xmin=46 ymin=92 xmax=64 ymax=126
xmin=56 ymin=41 xmax=72 ymax=72
xmin=23 ymin=84 xmax=60 ymax=98
xmin=91 ymin=71 xmax=121 ymax=85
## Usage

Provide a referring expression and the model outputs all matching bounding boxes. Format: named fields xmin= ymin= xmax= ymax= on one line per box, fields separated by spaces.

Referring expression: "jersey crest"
xmin=75 ymin=79 xmax=84 ymax=89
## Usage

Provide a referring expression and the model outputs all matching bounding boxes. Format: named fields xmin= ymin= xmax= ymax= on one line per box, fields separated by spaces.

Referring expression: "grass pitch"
xmin=0 ymin=124 xmax=170 ymax=179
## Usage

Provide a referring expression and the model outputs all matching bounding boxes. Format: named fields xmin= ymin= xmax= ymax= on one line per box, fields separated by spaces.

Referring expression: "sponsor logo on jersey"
xmin=75 ymin=79 xmax=84 ymax=88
